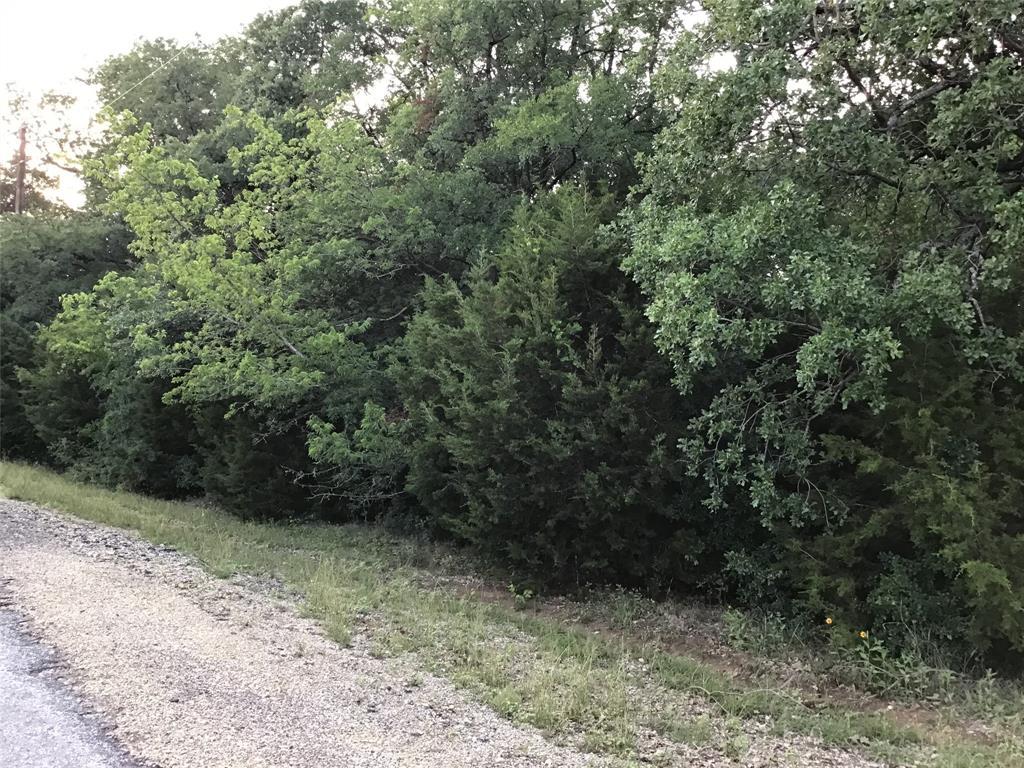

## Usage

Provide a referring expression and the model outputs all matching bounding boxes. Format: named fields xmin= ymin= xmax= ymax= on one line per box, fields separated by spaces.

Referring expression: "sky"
xmin=1 ymin=0 xmax=297 ymax=206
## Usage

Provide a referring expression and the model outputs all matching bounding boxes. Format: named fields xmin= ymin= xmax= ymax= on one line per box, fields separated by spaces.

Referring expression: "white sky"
xmin=1 ymin=0 xmax=297 ymax=206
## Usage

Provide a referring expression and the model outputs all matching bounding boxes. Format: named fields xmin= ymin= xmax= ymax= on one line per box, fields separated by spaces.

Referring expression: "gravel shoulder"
xmin=0 ymin=498 xmax=606 ymax=768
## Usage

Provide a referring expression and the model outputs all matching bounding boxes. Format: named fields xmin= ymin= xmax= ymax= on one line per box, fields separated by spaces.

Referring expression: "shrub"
xmin=400 ymin=189 xmax=709 ymax=587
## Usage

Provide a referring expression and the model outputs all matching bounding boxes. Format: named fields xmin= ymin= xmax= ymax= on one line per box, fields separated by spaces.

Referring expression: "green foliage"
xmin=193 ymin=407 xmax=314 ymax=518
xmin=626 ymin=0 xmax=1024 ymax=659
xmin=830 ymin=632 xmax=960 ymax=700
xmin=20 ymin=274 xmax=198 ymax=495
xmin=507 ymin=583 xmax=537 ymax=610
xmin=306 ymin=401 xmax=412 ymax=518
xmin=723 ymin=608 xmax=805 ymax=658
xmin=92 ymin=39 xmax=234 ymax=144
xmin=5 ymin=0 xmax=1023 ymax=669
xmin=229 ymin=0 xmax=380 ymax=112
xmin=400 ymin=189 xmax=700 ymax=586
xmin=0 ymin=213 xmax=130 ymax=459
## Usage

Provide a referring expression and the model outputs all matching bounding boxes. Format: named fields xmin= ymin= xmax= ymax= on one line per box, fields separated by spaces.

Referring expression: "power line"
xmin=100 ymin=45 xmax=192 ymax=113
xmin=14 ymin=125 xmax=26 ymax=214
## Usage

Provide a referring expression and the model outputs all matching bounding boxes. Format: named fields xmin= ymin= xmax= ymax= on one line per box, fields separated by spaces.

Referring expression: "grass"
xmin=2 ymin=461 xmax=1022 ymax=767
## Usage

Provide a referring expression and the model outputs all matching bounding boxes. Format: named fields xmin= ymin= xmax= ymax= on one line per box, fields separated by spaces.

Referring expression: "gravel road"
xmin=0 ymin=498 xmax=606 ymax=768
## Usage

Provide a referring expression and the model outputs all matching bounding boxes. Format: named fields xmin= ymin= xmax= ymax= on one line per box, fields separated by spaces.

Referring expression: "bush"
xmin=400 ymin=189 xmax=708 ymax=587
xmin=20 ymin=279 xmax=198 ymax=496
xmin=194 ymin=407 xmax=315 ymax=518
xmin=0 ymin=213 xmax=130 ymax=459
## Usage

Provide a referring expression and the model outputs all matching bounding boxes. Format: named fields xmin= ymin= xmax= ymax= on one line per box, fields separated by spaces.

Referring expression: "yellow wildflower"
xmin=824 ymin=617 xmax=833 ymax=626
xmin=858 ymin=630 xmax=868 ymax=640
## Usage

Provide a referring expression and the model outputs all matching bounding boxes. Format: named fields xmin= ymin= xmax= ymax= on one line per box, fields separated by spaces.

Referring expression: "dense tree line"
xmin=1 ymin=0 xmax=1021 ymax=667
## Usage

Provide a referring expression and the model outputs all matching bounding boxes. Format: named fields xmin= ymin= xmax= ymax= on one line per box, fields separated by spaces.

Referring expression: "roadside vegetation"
xmin=1 ymin=2 xmax=1022 ymax=762
xmin=3 ymin=462 xmax=1022 ymax=767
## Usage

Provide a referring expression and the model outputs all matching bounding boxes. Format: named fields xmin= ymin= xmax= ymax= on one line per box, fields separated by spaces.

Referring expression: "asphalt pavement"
xmin=0 ymin=608 xmax=135 ymax=768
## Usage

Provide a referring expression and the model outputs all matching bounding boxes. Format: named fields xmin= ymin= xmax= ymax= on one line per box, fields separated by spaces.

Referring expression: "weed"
xmin=507 ymin=582 xmax=536 ymax=610
xmin=654 ymin=714 xmax=714 ymax=747
xmin=405 ymin=673 xmax=423 ymax=689
xmin=830 ymin=633 xmax=950 ymax=698
xmin=723 ymin=608 xmax=806 ymax=658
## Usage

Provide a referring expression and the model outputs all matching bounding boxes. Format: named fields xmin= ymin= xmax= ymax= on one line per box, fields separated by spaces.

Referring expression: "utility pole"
xmin=14 ymin=125 xmax=26 ymax=214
